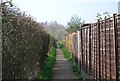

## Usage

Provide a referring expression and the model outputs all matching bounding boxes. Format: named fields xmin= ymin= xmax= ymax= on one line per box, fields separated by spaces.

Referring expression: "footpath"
xmin=52 ymin=48 xmax=77 ymax=79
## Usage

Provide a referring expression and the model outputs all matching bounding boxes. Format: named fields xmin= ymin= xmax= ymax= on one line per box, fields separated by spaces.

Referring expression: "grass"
xmin=72 ymin=65 xmax=84 ymax=80
xmin=57 ymin=40 xmax=65 ymax=48
xmin=61 ymin=47 xmax=72 ymax=61
xmin=36 ymin=47 xmax=56 ymax=80
xmin=57 ymin=42 xmax=63 ymax=48
xmin=58 ymin=41 xmax=72 ymax=61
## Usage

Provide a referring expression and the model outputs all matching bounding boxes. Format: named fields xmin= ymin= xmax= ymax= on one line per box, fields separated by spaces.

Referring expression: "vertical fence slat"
xmin=108 ymin=18 xmax=111 ymax=79
xmin=95 ymin=24 xmax=97 ymax=79
xmin=80 ymin=27 xmax=83 ymax=70
xmin=77 ymin=31 xmax=80 ymax=67
xmin=89 ymin=25 xmax=91 ymax=77
xmin=98 ymin=20 xmax=100 ymax=79
xmin=93 ymin=24 xmax=95 ymax=78
xmin=105 ymin=19 xmax=107 ymax=79
xmin=113 ymin=14 xmax=118 ymax=80
xmin=101 ymin=21 xmax=104 ymax=79
xmin=86 ymin=28 xmax=87 ymax=73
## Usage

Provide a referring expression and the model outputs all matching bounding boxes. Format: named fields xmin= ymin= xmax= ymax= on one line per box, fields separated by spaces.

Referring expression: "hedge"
xmin=2 ymin=4 xmax=55 ymax=79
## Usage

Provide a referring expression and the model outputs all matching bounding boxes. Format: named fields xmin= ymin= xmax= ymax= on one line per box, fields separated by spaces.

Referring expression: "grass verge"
xmin=36 ymin=47 xmax=56 ymax=80
xmin=58 ymin=41 xmax=72 ymax=61
xmin=61 ymin=47 xmax=72 ymax=61
xmin=72 ymin=65 xmax=84 ymax=80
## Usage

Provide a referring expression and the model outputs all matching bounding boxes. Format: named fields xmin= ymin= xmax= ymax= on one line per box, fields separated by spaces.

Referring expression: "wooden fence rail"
xmin=66 ymin=14 xmax=120 ymax=79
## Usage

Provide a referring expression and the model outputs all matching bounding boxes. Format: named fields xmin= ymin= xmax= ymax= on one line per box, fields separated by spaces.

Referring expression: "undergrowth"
xmin=72 ymin=65 xmax=84 ymax=80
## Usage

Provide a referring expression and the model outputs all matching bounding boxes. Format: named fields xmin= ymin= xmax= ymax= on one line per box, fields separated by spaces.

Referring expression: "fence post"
xmin=104 ymin=19 xmax=107 ymax=79
xmin=89 ymin=25 xmax=91 ymax=77
xmin=80 ymin=26 xmax=83 ymax=70
xmin=85 ymin=28 xmax=87 ymax=73
xmin=0 ymin=3 xmax=2 ymax=81
xmin=98 ymin=20 xmax=100 ymax=79
xmin=113 ymin=14 xmax=118 ymax=80
xmin=77 ymin=31 xmax=80 ymax=67
xmin=108 ymin=18 xmax=111 ymax=79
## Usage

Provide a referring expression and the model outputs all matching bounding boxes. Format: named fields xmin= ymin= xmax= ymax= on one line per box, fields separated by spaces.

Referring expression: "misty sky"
xmin=13 ymin=0 xmax=119 ymax=26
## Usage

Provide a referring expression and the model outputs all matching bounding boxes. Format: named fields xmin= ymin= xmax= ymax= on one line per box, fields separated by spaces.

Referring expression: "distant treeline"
xmin=41 ymin=21 xmax=68 ymax=41
xmin=2 ymin=3 xmax=55 ymax=79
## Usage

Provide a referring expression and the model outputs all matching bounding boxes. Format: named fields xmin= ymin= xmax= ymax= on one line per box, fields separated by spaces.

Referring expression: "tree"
xmin=1 ymin=0 xmax=13 ymax=7
xmin=66 ymin=15 xmax=84 ymax=33
xmin=41 ymin=21 xmax=67 ymax=41
xmin=96 ymin=11 xmax=110 ymax=21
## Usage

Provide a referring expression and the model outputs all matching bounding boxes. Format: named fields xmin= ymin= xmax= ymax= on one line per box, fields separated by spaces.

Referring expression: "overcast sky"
xmin=13 ymin=0 xmax=119 ymax=26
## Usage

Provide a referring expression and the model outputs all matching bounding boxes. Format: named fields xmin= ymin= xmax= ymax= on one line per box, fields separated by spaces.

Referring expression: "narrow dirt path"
xmin=52 ymin=48 xmax=77 ymax=79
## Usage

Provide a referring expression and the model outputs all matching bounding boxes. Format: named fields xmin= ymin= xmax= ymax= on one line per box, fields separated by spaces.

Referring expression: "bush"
xmin=2 ymin=4 xmax=55 ymax=79
xmin=36 ymin=47 xmax=56 ymax=80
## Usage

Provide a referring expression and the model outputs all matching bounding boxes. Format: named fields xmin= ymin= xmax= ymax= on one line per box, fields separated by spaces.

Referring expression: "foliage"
xmin=36 ymin=47 xmax=56 ymax=80
xmin=96 ymin=11 xmax=110 ymax=21
xmin=1 ymin=0 xmax=13 ymax=7
xmin=61 ymin=47 xmax=72 ymax=61
xmin=72 ymin=65 xmax=83 ymax=80
xmin=66 ymin=15 xmax=84 ymax=33
xmin=2 ymin=3 xmax=55 ymax=79
xmin=58 ymin=40 xmax=65 ymax=48
xmin=58 ymin=43 xmax=63 ymax=48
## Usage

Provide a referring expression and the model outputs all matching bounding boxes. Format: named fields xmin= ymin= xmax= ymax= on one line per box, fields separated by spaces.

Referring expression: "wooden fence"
xmin=66 ymin=14 xmax=120 ymax=79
